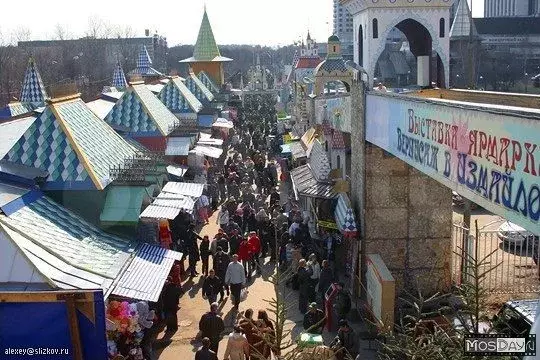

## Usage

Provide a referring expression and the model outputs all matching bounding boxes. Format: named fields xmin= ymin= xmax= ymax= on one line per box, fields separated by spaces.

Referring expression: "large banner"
xmin=366 ymin=93 xmax=540 ymax=234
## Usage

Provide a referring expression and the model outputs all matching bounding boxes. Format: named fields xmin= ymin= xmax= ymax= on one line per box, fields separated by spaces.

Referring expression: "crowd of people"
xmin=155 ymin=105 xmax=359 ymax=360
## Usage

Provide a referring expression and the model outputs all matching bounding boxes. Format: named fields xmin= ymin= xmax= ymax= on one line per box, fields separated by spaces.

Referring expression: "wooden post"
xmin=64 ymin=295 xmax=84 ymax=360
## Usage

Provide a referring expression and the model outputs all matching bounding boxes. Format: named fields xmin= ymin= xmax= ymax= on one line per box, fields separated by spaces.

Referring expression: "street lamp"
xmin=479 ymin=75 xmax=484 ymax=90
xmin=525 ymin=72 xmax=529 ymax=93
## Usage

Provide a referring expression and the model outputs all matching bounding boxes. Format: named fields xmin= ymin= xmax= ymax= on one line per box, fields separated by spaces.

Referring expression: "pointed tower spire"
xmin=20 ymin=57 xmax=48 ymax=105
xmin=193 ymin=8 xmax=221 ymax=61
xmin=112 ymin=57 xmax=128 ymax=89
xmin=450 ymin=0 xmax=478 ymax=39
xmin=137 ymin=45 xmax=153 ymax=68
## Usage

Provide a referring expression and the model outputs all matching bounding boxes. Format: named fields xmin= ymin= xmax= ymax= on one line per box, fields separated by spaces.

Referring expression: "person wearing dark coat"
xmin=195 ymin=338 xmax=218 ymax=360
xmin=200 ymin=235 xmax=211 ymax=277
xmin=199 ymin=303 xmax=225 ymax=353
xmin=318 ymin=260 xmax=334 ymax=301
xmin=228 ymin=230 xmax=241 ymax=256
xmin=186 ymin=228 xmax=203 ymax=277
xmin=161 ymin=279 xmax=183 ymax=332
xmin=202 ymin=269 xmax=224 ymax=304
xmin=331 ymin=320 xmax=357 ymax=360
xmin=297 ymin=259 xmax=312 ymax=314
xmin=216 ymin=235 xmax=230 ymax=254
xmin=245 ymin=211 xmax=258 ymax=233
xmin=303 ymin=302 xmax=325 ymax=334
xmin=269 ymin=188 xmax=280 ymax=208
xmin=213 ymin=248 xmax=231 ymax=296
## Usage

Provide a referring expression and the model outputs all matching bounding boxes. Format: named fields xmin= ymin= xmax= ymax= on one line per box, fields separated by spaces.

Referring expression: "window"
xmin=333 ymin=46 xmax=337 ymax=52
xmin=325 ymin=141 xmax=329 ymax=152
xmin=439 ymin=18 xmax=445 ymax=38
xmin=336 ymin=155 xmax=341 ymax=170
xmin=372 ymin=18 xmax=378 ymax=39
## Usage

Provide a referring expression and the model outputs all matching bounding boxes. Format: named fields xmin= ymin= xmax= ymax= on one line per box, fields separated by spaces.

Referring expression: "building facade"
xmin=484 ymin=0 xmax=540 ymax=17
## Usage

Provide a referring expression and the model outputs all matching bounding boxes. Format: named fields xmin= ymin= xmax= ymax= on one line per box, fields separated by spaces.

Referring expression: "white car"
xmin=497 ymin=221 xmax=539 ymax=247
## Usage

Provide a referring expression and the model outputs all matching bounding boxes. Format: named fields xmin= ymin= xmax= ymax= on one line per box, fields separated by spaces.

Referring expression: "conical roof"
xmin=137 ymin=45 xmax=153 ymax=68
xmin=20 ymin=57 xmax=48 ymax=105
xmin=193 ymin=9 xmax=221 ymax=61
xmin=450 ymin=0 xmax=479 ymax=39
xmin=112 ymin=59 xmax=128 ymax=89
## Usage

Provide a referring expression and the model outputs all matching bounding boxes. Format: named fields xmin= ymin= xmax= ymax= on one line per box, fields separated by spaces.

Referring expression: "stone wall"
xmin=363 ymin=144 xmax=452 ymax=296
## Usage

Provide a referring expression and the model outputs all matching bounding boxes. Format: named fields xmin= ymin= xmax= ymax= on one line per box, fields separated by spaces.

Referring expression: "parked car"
xmin=497 ymin=221 xmax=539 ymax=248
xmin=492 ymin=299 xmax=539 ymax=337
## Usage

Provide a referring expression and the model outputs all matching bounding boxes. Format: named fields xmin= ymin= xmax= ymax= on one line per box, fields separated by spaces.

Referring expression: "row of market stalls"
xmin=280 ymin=121 xmax=359 ymax=291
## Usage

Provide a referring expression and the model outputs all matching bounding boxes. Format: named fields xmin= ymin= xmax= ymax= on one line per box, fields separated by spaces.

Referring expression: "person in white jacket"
xmin=223 ymin=326 xmax=249 ymax=360
xmin=216 ymin=207 xmax=229 ymax=228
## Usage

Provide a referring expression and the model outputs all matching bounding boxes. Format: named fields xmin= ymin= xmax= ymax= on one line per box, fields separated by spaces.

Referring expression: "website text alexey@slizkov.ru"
xmin=4 ymin=348 xmax=70 ymax=356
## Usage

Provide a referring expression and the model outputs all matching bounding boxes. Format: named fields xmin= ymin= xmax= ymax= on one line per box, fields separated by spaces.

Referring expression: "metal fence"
xmin=452 ymin=222 xmax=540 ymax=294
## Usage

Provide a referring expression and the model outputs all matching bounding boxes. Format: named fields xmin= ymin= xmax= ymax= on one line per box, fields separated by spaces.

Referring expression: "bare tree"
xmin=53 ymin=23 xmax=73 ymax=41
xmin=113 ymin=25 xmax=137 ymax=39
xmin=11 ymin=26 xmax=31 ymax=44
xmin=86 ymin=15 xmax=113 ymax=39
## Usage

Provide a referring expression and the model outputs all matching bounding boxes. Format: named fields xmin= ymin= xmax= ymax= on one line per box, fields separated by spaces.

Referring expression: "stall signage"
xmin=318 ymin=220 xmax=339 ymax=230
xmin=366 ymin=94 xmax=540 ymax=234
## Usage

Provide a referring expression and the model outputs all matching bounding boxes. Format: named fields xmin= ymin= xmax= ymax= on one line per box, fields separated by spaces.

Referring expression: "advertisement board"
xmin=366 ymin=93 xmax=540 ymax=234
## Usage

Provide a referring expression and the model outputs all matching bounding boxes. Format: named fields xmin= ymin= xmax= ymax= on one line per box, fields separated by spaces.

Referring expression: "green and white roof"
xmin=105 ymin=83 xmax=179 ymax=136
xmin=0 ymin=196 xmax=182 ymax=301
xmin=2 ymin=97 xmax=137 ymax=190
xmin=158 ymin=77 xmax=203 ymax=114
xmin=185 ymin=73 xmax=215 ymax=105
xmin=180 ymin=8 xmax=232 ymax=64
xmin=197 ymin=70 xmax=220 ymax=94
xmin=20 ymin=57 xmax=48 ymax=106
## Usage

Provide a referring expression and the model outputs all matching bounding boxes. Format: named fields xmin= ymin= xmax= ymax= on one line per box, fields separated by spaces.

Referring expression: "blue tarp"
xmin=198 ymin=114 xmax=214 ymax=128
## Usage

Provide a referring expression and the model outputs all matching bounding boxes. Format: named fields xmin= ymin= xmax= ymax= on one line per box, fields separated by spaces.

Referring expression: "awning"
xmin=165 ymin=137 xmax=192 ymax=156
xmin=301 ymin=128 xmax=318 ymax=157
xmin=112 ymin=243 xmax=182 ymax=302
xmin=140 ymin=205 xmax=181 ymax=220
xmin=212 ymin=117 xmax=234 ymax=129
xmin=290 ymin=165 xmax=337 ymax=200
xmin=100 ymin=186 xmax=151 ymax=224
xmin=166 ymin=165 xmax=189 ymax=178
xmin=192 ymin=145 xmax=223 ymax=159
xmin=161 ymin=182 xmax=205 ymax=198
xmin=335 ymin=193 xmax=358 ymax=238
xmin=290 ymin=141 xmax=307 ymax=160
xmin=281 ymin=144 xmax=292 ymax=154
xmin=198 ymin=133 xmax=224 ymax=147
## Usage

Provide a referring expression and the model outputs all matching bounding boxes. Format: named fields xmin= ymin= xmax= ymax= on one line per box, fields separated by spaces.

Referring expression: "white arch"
xmin=366 ymin=10 xmax=450 ymax=87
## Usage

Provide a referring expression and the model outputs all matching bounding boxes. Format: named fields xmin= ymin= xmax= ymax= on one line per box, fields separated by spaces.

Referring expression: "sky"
xmin=0 ymin=0 xmax=483 ymax=47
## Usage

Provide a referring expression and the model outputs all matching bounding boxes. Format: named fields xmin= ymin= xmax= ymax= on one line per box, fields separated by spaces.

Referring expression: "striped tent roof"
xmin=3 ymin=97 xmax=137 ymax=190
xmin=158 ymin=77 xmax=203 ymax=114
xmin=112 ymin=59 xmax=128 ymax=89
xmin=105 ymin=83 xmax=178 ymax=136
xmin=129 ymin=46 xmax=163 ymax=77
xmin=185 ymin=72 xmax=214 ymax=105
xmin=197 ymin=71 xmax=220 ymax=94
xmin=20 ymin=57 xmax=48 ymax=105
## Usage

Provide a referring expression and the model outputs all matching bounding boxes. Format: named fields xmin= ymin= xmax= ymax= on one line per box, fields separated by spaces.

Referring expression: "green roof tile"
xmin=193 ymin=10 xmax=221 ymax=61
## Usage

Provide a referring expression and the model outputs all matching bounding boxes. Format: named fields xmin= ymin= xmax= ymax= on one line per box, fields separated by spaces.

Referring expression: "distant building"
xmin=484 ymin=0 xmax=540 ymax=17
xmin=333 ymin=0 xmax=353 ymax=45
xmin=18 ymin=32 xmax=168 ymax=72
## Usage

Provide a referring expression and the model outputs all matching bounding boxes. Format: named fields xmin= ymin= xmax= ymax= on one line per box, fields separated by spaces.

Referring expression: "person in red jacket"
xmin=248 ymin=231 xmax=262 ymax=276
xmin=237 ymin=236 xmax=252 ymax=281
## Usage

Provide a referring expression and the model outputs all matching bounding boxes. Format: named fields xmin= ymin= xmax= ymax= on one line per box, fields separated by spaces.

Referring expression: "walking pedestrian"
xmin=225 ymin=254 xmax=247 ymax=309
xmin=217 ymin=207 xmax=230 ymax=229
xmin=161 ymin=278 xmax=183 ymax=333
xmin=318 ymin=260 xmax=334 ymax=302
xmin=223 ymin=326 xmax=249 ymax=360
xmin=247 ymin=231 xmax=262 ymax=275
xmin=199 ymin=303 xmax=225 ymax=353
xmin=308 ymin=254 xmax=320 ymax=303
xmin=202 ymin=269 xmax=224 ymax=305
xmin=213 ymin=247 xmax=231 ymax=297
xmin=297 ymin=259 xmax=312 ymax=314
xmin=303 ymin=302 xmax=325 ymax=334
xmin=238 ymin=236 xmax=253 ymax=280
xmin=195 ymin=337 xmax=218 ymax=360
xmin=200 ymin=235 xmax=211 ymax=277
